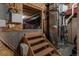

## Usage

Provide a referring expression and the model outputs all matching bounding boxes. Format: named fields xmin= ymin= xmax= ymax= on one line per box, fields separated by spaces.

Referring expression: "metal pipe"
xmin=66 ymin=3 xmax=77 ymax=25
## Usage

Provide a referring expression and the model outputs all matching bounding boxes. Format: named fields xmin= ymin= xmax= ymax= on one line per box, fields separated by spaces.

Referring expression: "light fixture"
xmin=22 ymin=15 xmax=26 ymax=19
xmin=22 ymin=15 xmax=31 ymax=19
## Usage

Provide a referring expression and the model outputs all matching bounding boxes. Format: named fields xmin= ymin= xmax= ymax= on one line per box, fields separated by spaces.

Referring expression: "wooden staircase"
xmin=22 ymin=32 xmax=61 ymax=56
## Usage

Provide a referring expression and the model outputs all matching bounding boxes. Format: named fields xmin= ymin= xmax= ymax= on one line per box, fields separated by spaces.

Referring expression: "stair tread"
xmin=24 ymin=32 xmax=60 ymax=56
xmin=50 ymin=53 xmax=59 ymax=56
xmin=28 ymin=38 xmax=45 ymax=44
xmin=35 ymin=47 xmax=54 ymax=56
xmin=25 ymin=32 xmax=43 ymax=38
xmin=32 ymin=42 xmax=49 ymax=50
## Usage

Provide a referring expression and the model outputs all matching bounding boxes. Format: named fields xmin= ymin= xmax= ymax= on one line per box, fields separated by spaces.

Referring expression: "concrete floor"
xmin=58 ymin=43 xmax=75 ymax=56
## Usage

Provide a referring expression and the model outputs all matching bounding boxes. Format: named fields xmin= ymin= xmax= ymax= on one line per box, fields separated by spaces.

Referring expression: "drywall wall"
xmin=0 ymin=20 xmax=6 ymax=27
xmin=12 ymin=13 xmax=23 ymax=23
xmin=0 ymin=4 xmax=9 ymax=21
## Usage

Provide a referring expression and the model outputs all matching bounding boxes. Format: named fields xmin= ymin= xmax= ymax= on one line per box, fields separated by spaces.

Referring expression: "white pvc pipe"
xmin=63 ymin=16 xmax=65 ymax=26
xmin=66 ymin=3 xmax=77 ymax=26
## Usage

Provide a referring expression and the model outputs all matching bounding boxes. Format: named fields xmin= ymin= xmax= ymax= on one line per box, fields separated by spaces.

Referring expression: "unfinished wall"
xmin=67 ymin=18 xmax=77 ymax=43
xmin=0 ymin=3 xmax=46 ymax=51
xmin=77 ymin=4 xmax=79 ymax=55
xmin=23 ymin=3 xmax=46 ymax=30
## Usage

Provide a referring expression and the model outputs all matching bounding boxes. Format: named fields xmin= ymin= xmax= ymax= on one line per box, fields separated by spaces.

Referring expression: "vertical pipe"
xmin=45 ymin=3 xmax=50 ymax=40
